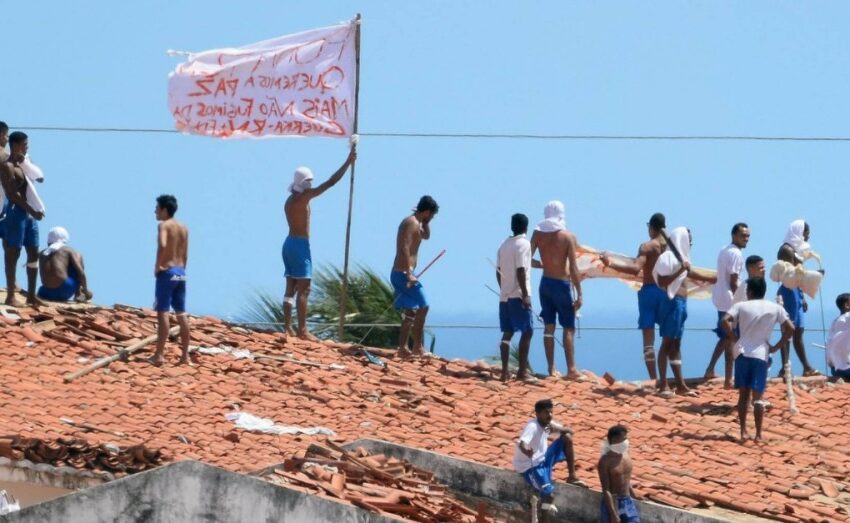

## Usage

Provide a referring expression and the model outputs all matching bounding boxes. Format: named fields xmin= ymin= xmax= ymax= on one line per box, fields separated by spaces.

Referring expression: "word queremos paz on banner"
xmin=167 ymin=20 xmax=357 ymax=139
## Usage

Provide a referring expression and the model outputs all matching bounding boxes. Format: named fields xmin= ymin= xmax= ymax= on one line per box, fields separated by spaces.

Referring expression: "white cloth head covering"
xmin=43 ymin=226 xmax=69 ymax=256
xmin=652 ymin=226 xmax=691 ymax=299
xmin=288 ymin=166 xmax=314 ymax=193
xmin=535 ymin=200 xmax=566 ymax=232
xmin=783 ymin=219 xmax=810 ymax=261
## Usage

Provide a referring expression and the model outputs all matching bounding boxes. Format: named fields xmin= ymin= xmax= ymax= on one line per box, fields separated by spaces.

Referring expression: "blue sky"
xmin=3 ymin=2 xmax=849 ymax=376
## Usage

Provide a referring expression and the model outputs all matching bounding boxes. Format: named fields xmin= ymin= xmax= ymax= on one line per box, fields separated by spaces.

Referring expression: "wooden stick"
xmin=337 ymin=13 xmax=363 ymax=341
xmin=63 ymin=327 xmax=178 ymax=382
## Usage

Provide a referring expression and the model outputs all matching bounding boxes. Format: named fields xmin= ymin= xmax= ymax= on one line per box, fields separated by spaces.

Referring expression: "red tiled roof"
xmin=1 ymin=303 xmax=849 ymax=522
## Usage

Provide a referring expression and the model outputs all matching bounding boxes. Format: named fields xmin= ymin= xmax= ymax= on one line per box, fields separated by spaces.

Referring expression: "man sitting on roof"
xmin=826 ymin=293 xmax=850 ymax=380
xmin=37 ymin=226 xmax=92 ymax=302
xmin=513 ymin=398 xmax=585 ymax=523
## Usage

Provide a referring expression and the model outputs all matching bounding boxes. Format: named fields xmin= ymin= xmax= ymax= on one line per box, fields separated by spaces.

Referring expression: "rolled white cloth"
xmin=288 ymin=166 xmax=314 ymax=193
xmin=653 ymin=226 xmax=691 ymax=299
xmin=535 ymin=200 xmax=566 ymax=232
xmin=43 ymin=226 xmax=69 ymax=256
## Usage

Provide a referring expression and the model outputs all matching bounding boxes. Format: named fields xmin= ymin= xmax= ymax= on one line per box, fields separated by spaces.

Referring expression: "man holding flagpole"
xmin=282 ymin=148 xmax=357 ymax=340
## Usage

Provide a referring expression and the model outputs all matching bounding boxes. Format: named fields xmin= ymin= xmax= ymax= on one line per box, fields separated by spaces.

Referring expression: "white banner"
xmin=168 ymin=20 xmax=357 ymax=139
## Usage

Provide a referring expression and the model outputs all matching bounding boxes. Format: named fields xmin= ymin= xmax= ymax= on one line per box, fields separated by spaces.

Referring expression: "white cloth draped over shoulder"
xmin=0 ymin=156 xmax=46 ymax=214
xmin=652 ymin=227 xmax=691 ymax=299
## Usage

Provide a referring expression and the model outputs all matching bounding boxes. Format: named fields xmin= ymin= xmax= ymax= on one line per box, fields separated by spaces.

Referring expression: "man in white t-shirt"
xmin=496 ymin=214 xmax=534 ymax=382
xmin=513 ymin=399 xmax=584 ymax=522
xmin=705 ymin=223 xmax=749 ymax=388
xmin=826 ymin=293 xmax=850 ymax=380
xmin=722 ymin=277 xmax=794 ymax=442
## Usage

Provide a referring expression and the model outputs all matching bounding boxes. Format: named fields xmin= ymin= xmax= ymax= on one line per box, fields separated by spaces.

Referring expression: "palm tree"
xmin=241 ymin=264 xmax=434 ymax=350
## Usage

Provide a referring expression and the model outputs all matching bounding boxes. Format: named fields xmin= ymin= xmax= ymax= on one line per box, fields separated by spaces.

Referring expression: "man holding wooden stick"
xmin=282 ymin=147 xmax=357 ymax=340
xmin=392 ymin=195 xmax=439 ymax=357
xmin=148 ymin=195 xmax=190 ymax=366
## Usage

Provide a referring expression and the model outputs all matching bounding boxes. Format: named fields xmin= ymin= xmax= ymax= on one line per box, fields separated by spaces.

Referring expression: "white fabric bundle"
xmin=769 ymin=260 xmax=823 ymax=298
xmin=653 ymin=226 xmax=690 ymax=299
xmin=535 ymin=200 xmax=566 ymax=233
xmin=0 ymin=156 xmax=46 ymax=214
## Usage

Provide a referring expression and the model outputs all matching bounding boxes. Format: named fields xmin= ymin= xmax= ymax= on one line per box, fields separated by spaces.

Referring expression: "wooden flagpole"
xmin=338 ymin=13 xmax=362 ymax=340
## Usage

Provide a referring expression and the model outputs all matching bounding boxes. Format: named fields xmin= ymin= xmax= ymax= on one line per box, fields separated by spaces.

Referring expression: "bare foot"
xmin=567 ymin=476 xmax=587 ymax=487
xmin=285 ymin=326 xmax=297 ymax=337
xmin=754 ymin=433 xmax=763 ymax=442
xmin=75 ymin=289 xmax=93 ymax=303
xmin=723 ymin=380 xmax=734 ymax=390
xmin=178 ymin=353 xmax=196 ymax=367
xmin=26 ymin=295 xmax=46 ymax=308
xmin=564 ymin=371 xmax=584 ymax=381
xmin=658 ymin=387 xmax=674 ymax=398
xmin=740 ymin=431 xmax=751 ymax=443
xmin=298 ymin=331 xmax=322 ymax=342
xmin=396 ymin=347 xmax=413 ymax=359
xmin=703 ymin=371 xmax=717 ymax=380
xmin=675 ymin=386 xmax=697 ymax=397
xmin=4 ymin=296 xmax=22 ymax=307
xmin=411 ymin=348 xmax=426 ymax=358
xmin=547 ymin=369 xmax=562 ymax=379
xmin=146 ymin=356 xmax=164 ymax=367
xmin=500 ymin=370 xmax=510 ymax=383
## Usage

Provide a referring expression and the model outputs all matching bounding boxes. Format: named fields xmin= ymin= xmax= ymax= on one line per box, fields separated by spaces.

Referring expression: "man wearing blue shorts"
xmin=0 ymin=132 xmax=44 ymax=307
xmin=531 ymin=201 xmax=583 ymax=379
xmin=722 ymin=277 xmax=793 ymax=441
xmin=513 ymin=399 xmax=584 ymax=523
xmin=392 ymin=196 xmax=439 ymax=356
xmin=0 ymin=121 xmax=9 ymax=243
xmin=706 ymin=223 xmax=749 ymax=388
xmin=775 ymin=220 xmax=819 ymax=377
xmin=282 ymin=148 xmax=356 ymax=339
xmin=600 ymin=212 xmax=668 ymax=381
xmin=654 ymin=227 xmax=715 ymax=396
xmin=496 ymin=213 xmax=534 ymax=381
xmin=148 ymin=195 xmax=191 ymax=367
xmin=599 ymin=425 xmax=640 ymax=523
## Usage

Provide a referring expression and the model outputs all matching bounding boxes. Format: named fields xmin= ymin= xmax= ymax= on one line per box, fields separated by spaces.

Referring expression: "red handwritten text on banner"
xmin=168 ymin=21 xmax=356 ymax=139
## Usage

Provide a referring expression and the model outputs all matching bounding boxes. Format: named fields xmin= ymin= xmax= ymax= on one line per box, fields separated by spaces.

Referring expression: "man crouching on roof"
xmin=513 ymin=398 xmax=585 ymax=522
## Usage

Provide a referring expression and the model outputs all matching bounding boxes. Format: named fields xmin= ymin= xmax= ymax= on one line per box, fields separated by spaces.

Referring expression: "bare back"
xmin=39 ymin=248 xmax=73 ymax=287
xmin=639 ymin=237 xmax=666 ymax=285
xmin=393 ymin=216 xmax=423 ymax=272
xmin=532 ymin=229 xmax=576 ymax=280
xmin=777 ymin=243 xmax=799 ymax=266
xmin=599 ymin=452 xmax=633 ymax=497
xmin=284 ymin=192 xmax=311 ymax=239
xmin=156 ymin=219 xmax=189 ymax=273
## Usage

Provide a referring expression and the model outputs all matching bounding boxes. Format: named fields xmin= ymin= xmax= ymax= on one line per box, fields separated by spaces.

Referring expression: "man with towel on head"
xmin=37 ymin=227 xmax=92 ymax=302
xmin=0 ymin=131 xmax=44 ymax=307
xmin=282 ymin=147 xmax=356 ymax=340
xmin=530 ymin=200 xmax=583 ymax=380
xmin=775 ymin=220 xmax=820 ymax=377
xmin=600 ymin=212 xmax=668 ymax=381
xmin=653 ymin=227 xmax=715 ymax=397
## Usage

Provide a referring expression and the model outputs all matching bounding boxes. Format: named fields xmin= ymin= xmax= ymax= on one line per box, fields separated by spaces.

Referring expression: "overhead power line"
xmin=14 ymin=125 xmax=850 ymax=142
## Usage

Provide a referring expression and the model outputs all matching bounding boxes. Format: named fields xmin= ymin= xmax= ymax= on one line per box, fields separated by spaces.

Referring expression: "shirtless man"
xmin=0 ymin=122 xmax=9 ymax=242
xmin=600 ymin=213 xmax=667 ymax=380
xmin=598 ymin=425 xmax=639 ymax=523
xmin=654 ymin=227 xmax=716 ymax=396
xmin=37 ymin=227 xmax=92 ymax=302
xmin=282 ymin=147 xmax=356 ymax=339
xmin=530 ymin=200 xmax=583 ymax=379
xmin=392 ymin=196 xmax=439 ymax=356
xmin=149 ymin=195 xmax=190 ymax=366
xmin=775 ymin=220 xmax=819 ymax=377
xmin=0 ymin=132 xmax=44 ymax=306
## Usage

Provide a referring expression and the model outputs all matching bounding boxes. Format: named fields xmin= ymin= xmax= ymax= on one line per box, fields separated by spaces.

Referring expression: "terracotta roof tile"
xmin=0 ymin=302 xmax=848 ymax=520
